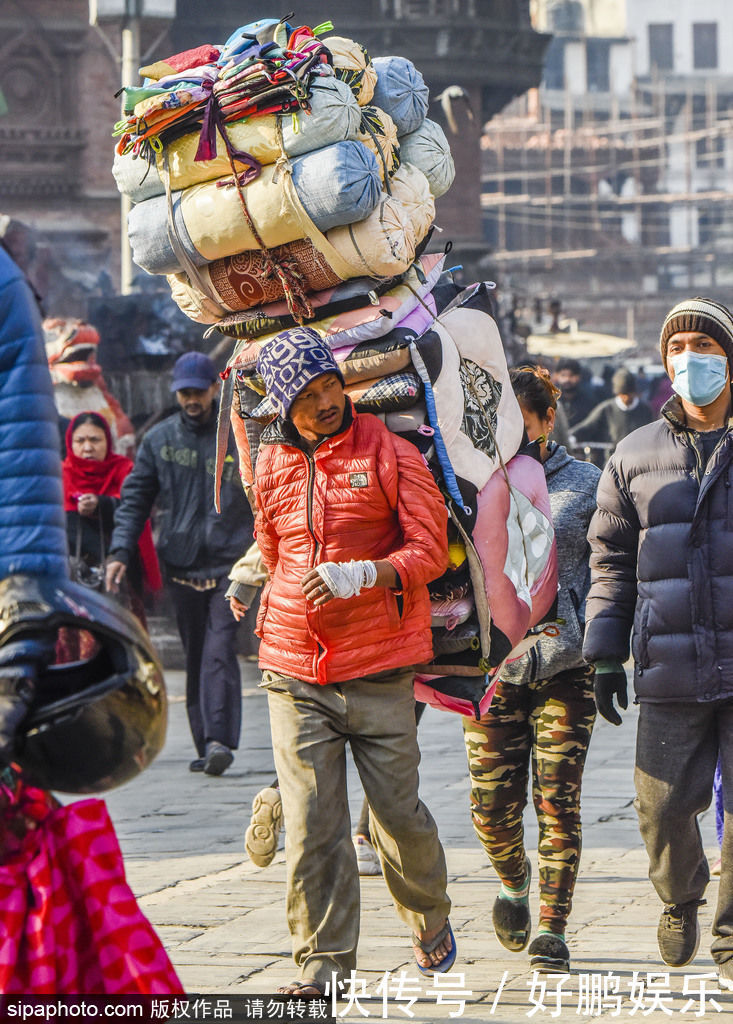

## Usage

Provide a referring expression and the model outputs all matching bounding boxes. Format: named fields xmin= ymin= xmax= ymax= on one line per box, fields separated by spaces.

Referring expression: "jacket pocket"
xmin=160 ymin=529 xmax=199 ymax=569
xmin=632 ymin=598 xmax=651 ymax=669
xmin=384 ymin=588 xmax=403 ymax=631
xmin=567 ymin=586 xmax=585 ymax=631
xmin=255 ymin=580 xmax=272 ymax=638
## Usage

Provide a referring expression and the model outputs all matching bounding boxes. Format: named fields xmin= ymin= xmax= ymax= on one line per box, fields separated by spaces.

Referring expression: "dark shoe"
xmin=204 ymin=741 xmax=233 ymax=776
xmin=189 ymin=757 xmax=205 ymax=773
xmin=657 ymin=899 xmax=704 ymax=967
xmin=492 ymin=862 xmax=531 ymax=952
xmin=717 ymin=957 xmax=733 ymax=992
xmin=528 ymin=933 xmax=570 ymax=973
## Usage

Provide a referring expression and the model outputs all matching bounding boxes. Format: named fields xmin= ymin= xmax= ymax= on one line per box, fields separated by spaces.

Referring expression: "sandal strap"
xmin=412 ymin=920 xmax=451 ymax=955
xmin=278 ymin=979 xmax=325 ymax=996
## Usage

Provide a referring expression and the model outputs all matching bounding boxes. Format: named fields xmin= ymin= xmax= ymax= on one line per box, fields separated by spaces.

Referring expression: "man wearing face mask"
xmin=583 ymin=297 xmax=733 ymax=988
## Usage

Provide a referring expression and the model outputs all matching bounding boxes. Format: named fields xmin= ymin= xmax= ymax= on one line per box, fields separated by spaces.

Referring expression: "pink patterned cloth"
xmin=0 ymin=780 xmax=183 ymax=995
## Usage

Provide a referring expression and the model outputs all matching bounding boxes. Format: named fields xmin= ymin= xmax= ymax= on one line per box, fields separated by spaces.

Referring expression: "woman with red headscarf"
xmin=61 ymin=412 xmax=161 ymax=638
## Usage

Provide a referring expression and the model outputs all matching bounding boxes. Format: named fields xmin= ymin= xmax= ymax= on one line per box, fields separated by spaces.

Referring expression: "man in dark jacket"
xmin=571 ymin=367 xmax=654 ymax=465
xmin=551 ymin=358 xmax=598 ymax=427
xmin=583 ymin=297 xmax=733 ymax=989
xmin=106 ymin=352 xmax=253 ymax=776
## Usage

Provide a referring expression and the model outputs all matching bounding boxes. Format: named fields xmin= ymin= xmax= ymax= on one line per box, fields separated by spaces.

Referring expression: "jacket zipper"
xmin=691 ymin=433 xmax=704 ymax=485
xmin=304 ymin=450 xmax=325 ymax=674
xmin=305 ymin=451 xmax=320 ymax=565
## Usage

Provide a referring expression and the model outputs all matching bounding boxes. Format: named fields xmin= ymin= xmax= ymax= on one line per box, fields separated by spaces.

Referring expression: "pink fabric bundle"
xmin=0 ymin=795 xmax=183 ymax=995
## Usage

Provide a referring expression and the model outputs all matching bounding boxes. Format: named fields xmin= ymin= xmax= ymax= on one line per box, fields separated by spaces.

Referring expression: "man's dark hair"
xmin=555 ymin=358 xmax=582 ymax=376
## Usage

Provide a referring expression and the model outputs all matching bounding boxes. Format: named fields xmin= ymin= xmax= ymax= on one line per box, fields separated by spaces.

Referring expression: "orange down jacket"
xmin=253 ymin=405 xmax=449 ymax=684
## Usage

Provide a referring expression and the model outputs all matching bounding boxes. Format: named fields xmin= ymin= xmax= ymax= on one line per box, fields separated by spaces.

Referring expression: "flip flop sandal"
xmin=276 ymin=979 xmax=326 ymax=997
xmin=245 ymin=786 xmax=283 ymax=867
xmin=412 ymin=920 xmax=457 ymax=975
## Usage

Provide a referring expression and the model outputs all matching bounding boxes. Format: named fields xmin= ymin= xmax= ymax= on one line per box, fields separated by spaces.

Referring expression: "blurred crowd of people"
xmin=512 ymin=354 xmax=671 ymax=467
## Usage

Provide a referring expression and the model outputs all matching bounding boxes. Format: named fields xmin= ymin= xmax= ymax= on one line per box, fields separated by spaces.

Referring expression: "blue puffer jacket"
xmin=0 ymin=247 xmax=67 ymax=578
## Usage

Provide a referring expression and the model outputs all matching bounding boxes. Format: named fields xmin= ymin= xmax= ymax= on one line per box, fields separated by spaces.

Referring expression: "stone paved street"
xmin=94 ymin=662 xmax=729 ymax=1023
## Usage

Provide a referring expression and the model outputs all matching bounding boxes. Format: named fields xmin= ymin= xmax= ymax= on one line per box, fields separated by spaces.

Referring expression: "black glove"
xmin=0 ymin=634 xmax=53 ymax=764
xmin=593 ymin=663 xmax=628 ymax=726
xmin=0 ymin=671 xmax=36 ymax=764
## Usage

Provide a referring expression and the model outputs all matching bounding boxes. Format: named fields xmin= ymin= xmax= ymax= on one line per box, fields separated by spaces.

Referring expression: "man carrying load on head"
xmin=252 ymin=325 xmax=454 ymax=996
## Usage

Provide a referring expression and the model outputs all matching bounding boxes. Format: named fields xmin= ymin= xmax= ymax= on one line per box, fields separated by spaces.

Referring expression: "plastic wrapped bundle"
xmin=115 ymin=28 xmax=330 ymax=163
xmin=371 ymin=56 xmax=429 ymax=136
xmin=227 ymin=254 xmax=444 ymax=371
xmin=346 ymin=370 xmax=422 ymax=412
xmin=167 ymin=239 xmax=343 ymax=323
xmin=168 ymin=184 xmax=421 ymax=324
xmin=389 ymin=163 xmax=435 ymax=243
xmin=249 ymin=369 xmax=422 ymax=419
xmin=323 ymin=36 xmax=377 ymax=105
xmin=332 ymin=298 xmax=437 ymax=384
xmin=327 ymin=193 xmax=416 ymax=278
xmin=356 ymin=107 xmax=400 ymax=182
xmin=128 ymin=140 xmax=381 ymax=275
xmin=332 ymin=291 xmax=437 ymax=365
xmin=398 ymin=119 xmax=455 ymax=198
xmin=112 ymin=77 xmax=362 ymax=203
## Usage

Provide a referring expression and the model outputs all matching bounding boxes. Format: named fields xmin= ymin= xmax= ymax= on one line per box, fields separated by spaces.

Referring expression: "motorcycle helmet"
xmin=0 ymin=574 xmax=167 ymax=794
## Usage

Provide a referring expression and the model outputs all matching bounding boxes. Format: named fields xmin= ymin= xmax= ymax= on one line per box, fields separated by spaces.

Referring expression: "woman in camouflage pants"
xmin=463 ymin=366 xmax=601 ymax=973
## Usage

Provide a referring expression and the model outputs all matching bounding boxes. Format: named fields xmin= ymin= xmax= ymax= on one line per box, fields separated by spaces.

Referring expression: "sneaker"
xmin=189 ymin=757 xmax=205 ymax=773
xmin=528 ymin=933 xmax=570 ymax=973
xmin=657 ymin=899 xmax=704 ymax=967
xmin=245 ymin=787 xmax=283 ymax=867
xmin=353 ymin=835 xmax=382 ymax=876
xmin=492 ymin=863 xmax=531 ymax=952
xmin=204 ymin=741 xmax=233 ymax=776
xmin=718 ymin=958 xmax=733 ymax=991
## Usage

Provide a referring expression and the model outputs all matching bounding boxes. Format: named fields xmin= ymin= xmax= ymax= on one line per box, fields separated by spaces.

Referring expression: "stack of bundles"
xmin=112 ymin=16 xmax=556 ymax=719
xmin=112 ymin=16 xmax=455 ymax=322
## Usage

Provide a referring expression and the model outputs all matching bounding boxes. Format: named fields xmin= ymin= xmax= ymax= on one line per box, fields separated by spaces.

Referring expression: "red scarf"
xmin=62 ymin=414 xmax=162 ymax=592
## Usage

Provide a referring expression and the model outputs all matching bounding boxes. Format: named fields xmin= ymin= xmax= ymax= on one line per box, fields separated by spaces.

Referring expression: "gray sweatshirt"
xmin=500 ymin=443 xmax=601 ymax=685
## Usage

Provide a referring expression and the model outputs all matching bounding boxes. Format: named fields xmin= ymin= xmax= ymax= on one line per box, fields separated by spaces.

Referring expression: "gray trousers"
xmin=634 ymin=699 xmax=733 ymax=964
xmin=262 ymin=668 xmax=451 ymax=987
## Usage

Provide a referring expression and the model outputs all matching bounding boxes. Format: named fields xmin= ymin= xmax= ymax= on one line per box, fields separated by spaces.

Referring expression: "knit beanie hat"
xmin=257 ymin=326 xmax=344 ymax=417
xmin=612 ymin=368 xmax=637 ymax=395
xmin=660 ymin=297 xmax=733 ymax=373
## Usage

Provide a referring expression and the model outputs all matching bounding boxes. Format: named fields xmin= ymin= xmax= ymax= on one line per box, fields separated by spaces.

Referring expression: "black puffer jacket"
xmin=583 ymin=395 xmax=733 ymax=702
xmin=110 ymin=407 xmax=253 ymax=580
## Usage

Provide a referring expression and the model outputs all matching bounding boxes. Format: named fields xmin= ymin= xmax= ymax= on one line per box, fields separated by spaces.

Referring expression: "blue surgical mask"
xmin=668 ymin=351 xmax=729 ymax=406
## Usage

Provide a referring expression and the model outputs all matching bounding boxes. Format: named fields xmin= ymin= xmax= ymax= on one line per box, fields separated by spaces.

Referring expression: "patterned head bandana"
xmin=257 ymin=326 xmax=344 ymax=417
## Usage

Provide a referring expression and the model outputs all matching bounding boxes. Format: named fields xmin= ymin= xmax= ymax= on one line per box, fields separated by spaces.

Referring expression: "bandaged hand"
xmin=302 ymin=560 xmax=378 ymax=605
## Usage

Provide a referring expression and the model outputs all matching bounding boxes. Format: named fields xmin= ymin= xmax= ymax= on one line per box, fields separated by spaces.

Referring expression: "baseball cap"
xmin=170 ymin=351 xmax=218 ymax=392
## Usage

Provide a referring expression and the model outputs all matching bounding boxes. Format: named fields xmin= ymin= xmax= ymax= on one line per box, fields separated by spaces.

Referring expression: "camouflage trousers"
xmin=463 ymin=665 xmax=596 ymax=934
